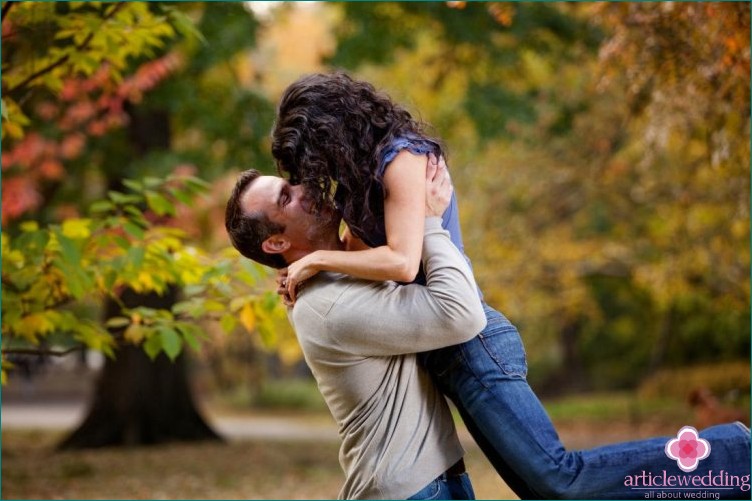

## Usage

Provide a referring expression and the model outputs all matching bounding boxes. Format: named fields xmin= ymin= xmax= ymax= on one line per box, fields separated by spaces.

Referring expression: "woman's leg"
xmin=452 ymin=399 xmax=538 ymax=498
xmin=422 ymin=304 xmax=751 ymax=499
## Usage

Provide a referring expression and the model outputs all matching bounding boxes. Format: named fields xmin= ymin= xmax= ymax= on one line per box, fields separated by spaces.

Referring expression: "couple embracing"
xmin=225 ymin=72 xmax=751 ymax=500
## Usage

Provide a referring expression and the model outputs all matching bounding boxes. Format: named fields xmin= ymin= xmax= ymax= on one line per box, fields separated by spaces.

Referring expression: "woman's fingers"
xmin=276 ymin=269 xmax=294 ymax=306
xmin=287 ymin=276 xmax=298 ymax=303
xmin=427 ymin=153 xmax=438 ymax=181
xmin=437 ymin=154 xmax=447 ymax=171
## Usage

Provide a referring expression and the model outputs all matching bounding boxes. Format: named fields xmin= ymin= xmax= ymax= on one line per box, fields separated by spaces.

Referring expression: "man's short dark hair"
xmin=225 ymin=169 xmax=288 ymax=269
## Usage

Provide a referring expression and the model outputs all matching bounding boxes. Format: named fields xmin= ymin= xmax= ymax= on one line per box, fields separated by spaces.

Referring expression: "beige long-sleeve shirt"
xmin=289 ymin=217 xmax=486 ymax=499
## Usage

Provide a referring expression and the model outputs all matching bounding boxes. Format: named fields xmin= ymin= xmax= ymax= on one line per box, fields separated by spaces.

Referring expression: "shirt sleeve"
xmin=377 ymin=136 xmax=440 ymax=178
xmin=325 ymin=218 xmax=486 ymax=356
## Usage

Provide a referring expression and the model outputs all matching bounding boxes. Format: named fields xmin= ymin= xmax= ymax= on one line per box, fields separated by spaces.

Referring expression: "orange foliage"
xmin=2 ymin=53 xmax=185 ymax=226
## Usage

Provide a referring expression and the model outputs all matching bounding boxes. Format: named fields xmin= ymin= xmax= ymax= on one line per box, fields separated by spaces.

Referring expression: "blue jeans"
xmin=420 ymin=303 xmax=752 ymax=499
xmin=407 ymin=472 xmax=475 ymax=500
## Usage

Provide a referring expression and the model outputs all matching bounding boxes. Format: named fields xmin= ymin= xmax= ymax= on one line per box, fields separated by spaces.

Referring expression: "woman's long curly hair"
xmin=271 ymin=71 xmax=442 ymax=242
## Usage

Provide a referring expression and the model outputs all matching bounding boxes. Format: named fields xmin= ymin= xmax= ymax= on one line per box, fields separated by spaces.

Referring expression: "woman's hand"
xmin=275 ymin=269 xmax=293 ymax=306
xmin=425 ymin=153 xmax=452 ymax=217
xmin=278 ymin=251 xmax=322 ymax=304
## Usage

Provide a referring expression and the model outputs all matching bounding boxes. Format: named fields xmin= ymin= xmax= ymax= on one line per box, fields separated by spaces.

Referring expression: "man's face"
xmin=241 ymin=175 xmax=340 ymax=251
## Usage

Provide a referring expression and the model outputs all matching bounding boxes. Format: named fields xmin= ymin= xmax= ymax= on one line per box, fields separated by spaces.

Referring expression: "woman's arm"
xmin=283 ymin=151 xmax=445 ymax=302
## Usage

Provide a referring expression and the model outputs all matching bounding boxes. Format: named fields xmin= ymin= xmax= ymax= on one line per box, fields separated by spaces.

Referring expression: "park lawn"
xmin=2 ymin=429 xmax=344 ymax=500
xmin=1 ymin=428 xmax=516 ymax=500
xmin=0 ymin=392 xmax=692 ymax=500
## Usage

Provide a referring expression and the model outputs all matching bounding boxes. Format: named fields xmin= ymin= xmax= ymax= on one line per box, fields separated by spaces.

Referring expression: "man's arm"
xmin=324 ymin=216 xmax=486 ymax=356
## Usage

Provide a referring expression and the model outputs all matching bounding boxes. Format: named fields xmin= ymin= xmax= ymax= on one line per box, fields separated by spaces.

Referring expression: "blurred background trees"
xmin=2 ymin=1 xmax=286 ymax=447
xmin=2 ymin=1 xmax=749 ymax=447
xmin=325 ymin=1 xmax=749 ymax=397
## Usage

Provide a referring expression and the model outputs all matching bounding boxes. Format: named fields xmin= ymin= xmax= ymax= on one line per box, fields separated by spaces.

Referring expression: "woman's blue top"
xmin=371 ymin=135 xmax=480 ymax=295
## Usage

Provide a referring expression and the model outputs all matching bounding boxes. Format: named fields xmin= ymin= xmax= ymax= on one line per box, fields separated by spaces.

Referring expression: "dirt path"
xmin=1 ymin=401 xmax=341 ymax=442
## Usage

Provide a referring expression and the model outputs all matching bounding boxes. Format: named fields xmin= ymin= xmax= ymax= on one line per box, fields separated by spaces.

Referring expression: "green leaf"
xmin=113 ymin=235 xmax=131 ymax=250
xmin=175 ymin=322 xmax=203 ymax=352
xmin=183 ymin=284 xmax=207 ymax=297
xmin=145 ymin=191 xmax=175 ymax=216
xmin=90 ymin=200 xmax=115 ymax=214
xmin=261 ymin=291 xmax=279 ymax=312
xmin=105 ymin=317 xmax=131 ymax=329
xmin=159 ymin=327 xmax=182 ymax=361
xmin=220 ymin=313 xmax=237 ymax=334
xmin=165 ymin=6 xmax=208 ymax=46
xmin=143 ymin=177 xmax=164 ymax=189
xmin=15 ymin=229 xmax=49 ymax=254
xmin=103 ymin=270 xmax=118 ymax=290
xmin=183 ymin=176 xmax=211 ymax=194
xmin=55 ymin=231 xmax=82 ymax=265
xmin=203 ymin=300 xmax=226 ymax=312
xmin=168 ymin=186 xmax=194 ymax=206
xmin=123 ymin=221 xmax=145 ymax=240
xmin=53 ymin=230 xmax=93 ymax=299
xmin=173 ymin=299 xmax=199 ymax=317
xmin=73 ymin=321 xmax=116 ymax=354
xmin=108 ymin=191 xmax=142 ymax=205
xmin=143 ymin=333 xmax=162 ymax=360
xmin=122 ymin=179 xmax=143 ymax=193
xmin=126 ymin=246 xmax=146 ymax=270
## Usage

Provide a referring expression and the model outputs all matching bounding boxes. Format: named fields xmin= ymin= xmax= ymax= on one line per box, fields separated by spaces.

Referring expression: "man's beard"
xmin=302 ymin=187 xmax=342 ymax=243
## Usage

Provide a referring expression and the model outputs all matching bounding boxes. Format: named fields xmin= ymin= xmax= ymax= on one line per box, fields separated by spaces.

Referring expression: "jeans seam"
xmin=457 ymin=348 xmax=578 ymax=487
xmin=475 ymin=331 xmax=528 ymax=380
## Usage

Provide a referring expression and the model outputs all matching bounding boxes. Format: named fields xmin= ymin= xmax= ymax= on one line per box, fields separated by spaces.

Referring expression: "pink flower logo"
xmin=665 ymin=426 xmax=711 ymax=472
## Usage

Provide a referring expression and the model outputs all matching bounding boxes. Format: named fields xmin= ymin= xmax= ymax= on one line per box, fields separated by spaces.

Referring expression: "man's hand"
xmin=425 ymin=153 xmax=452 ymax=217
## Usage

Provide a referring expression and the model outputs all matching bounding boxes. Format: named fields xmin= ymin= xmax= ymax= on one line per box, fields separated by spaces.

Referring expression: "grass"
xmin=2 ymin=429 xmax=344 ymax=500
xmin=216 ymin=379 xmax=328 ymax=413
xmin=544 ymin=391 xmax=689 ymax=424
xmin=1 ymin=428 xmax=515 ymax=500
xmin=1 ymin=391 xmax=710 ymax=500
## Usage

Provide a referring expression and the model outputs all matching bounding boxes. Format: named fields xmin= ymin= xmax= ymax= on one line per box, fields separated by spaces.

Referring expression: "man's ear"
xmin=261 ymin=235 xmax=290 ymax=255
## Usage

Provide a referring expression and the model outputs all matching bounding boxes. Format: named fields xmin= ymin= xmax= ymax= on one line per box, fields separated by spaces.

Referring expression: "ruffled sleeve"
xmin=376 ymin=135 xmax=441 ymax=179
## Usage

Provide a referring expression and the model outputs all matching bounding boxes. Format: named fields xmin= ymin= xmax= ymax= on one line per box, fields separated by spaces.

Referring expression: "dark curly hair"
xmin=271 ymin=71 xmax=442 ymax=243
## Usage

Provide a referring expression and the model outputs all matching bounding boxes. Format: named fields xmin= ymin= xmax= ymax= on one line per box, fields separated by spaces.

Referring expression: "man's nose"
xmin=294 ymin=186 xmax=313 ymax=213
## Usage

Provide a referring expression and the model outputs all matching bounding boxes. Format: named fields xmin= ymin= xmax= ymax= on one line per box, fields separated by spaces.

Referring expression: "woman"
xmin=271 ymin=72 xmax=750 ymax=499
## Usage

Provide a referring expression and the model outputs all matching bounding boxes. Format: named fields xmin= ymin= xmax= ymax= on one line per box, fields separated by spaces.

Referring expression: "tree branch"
xmin=6 ymin=2 xmax=126 ymax=94
xmin=7 ymin=55 xmax=70 ymax=95
xmin=2 ymin=1 xmax=14 ymax=23
xmin=3 ymin=346 xmax=83 ymax=357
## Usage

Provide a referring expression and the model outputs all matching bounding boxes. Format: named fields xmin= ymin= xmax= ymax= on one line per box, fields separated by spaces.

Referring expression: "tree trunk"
xmin=648 ymin=306 xmax=676 ymax=374
xmin=538 ymin=316 xmax=588 ymax=396
xmin=58 ymin=289 xmax=221 ymax=450
xmin=58 ymin=348 xmax=221 ymax=449
xmin=59 ymin=105 xmax=221 ymax=449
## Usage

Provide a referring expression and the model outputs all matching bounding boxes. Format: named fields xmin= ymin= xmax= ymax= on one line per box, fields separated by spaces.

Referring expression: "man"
xmin=225 ymin=160 xmax=486 ymax=500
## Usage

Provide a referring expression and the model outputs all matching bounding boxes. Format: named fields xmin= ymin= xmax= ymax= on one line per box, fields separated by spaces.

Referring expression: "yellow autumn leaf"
xmin=124 ymin=324 xmax=146 ymax=344
xmin=135 ymin=271 xmax=155 ymax=290
xmin=239 ymin=302 xmax=256 ymax=333
xmin=2 ymin=120 xmax=24 ymax=140
xmin=20 ymin=221 xmax=39 ymax=232
xmin=62 ymin=218 xmax=92 ymax=239
xmin=15 ymin=311 xmax=58 ymax=339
